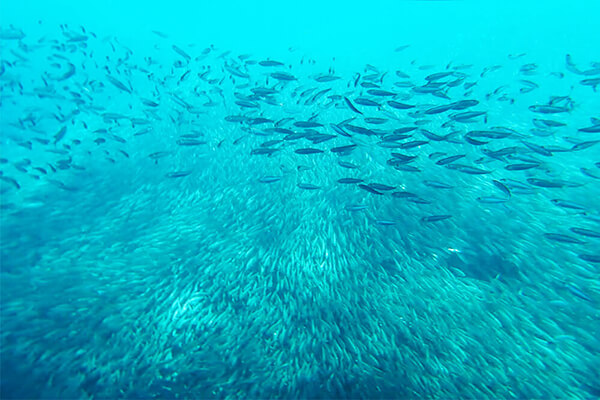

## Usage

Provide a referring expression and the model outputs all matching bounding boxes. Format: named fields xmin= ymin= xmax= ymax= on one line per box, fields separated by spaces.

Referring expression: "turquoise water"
xmin=1 ymin=1 xmax=599 ymax=398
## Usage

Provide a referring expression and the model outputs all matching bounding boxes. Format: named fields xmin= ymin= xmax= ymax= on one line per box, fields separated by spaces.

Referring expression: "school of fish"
xmin=0 ymin=22 xmax=599 ymax=399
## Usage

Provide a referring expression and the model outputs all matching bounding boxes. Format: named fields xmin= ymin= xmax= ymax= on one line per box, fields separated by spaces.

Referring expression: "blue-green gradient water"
xmin=1 ymin=1 xmax=599 ymax=399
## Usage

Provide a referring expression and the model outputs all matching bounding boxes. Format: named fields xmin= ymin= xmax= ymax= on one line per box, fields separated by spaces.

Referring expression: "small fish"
xmin=294 ymin=121 xmax=323 ymax=128
xmin=391 ymin=191 xmax=417 ymax=199
xmin=580 ymin=77 xmax=600 ymax=90
xmin=450 ymin=111 xmax=486 ymax=121
xmin=358 ymin=184 xmax=384 ymax=195
xmin=543 ymin=233 xmax=586 ymax=244
xmin=451 ymin=100 xmax=479 ymax=110
xmin=565 ymin=283 xmax=592 ymax=301
xmin=569 ymin=227 xmax=600 ymax=238
xmin=251 ymin=148 xmax=279 ymax=156
xmin=105 ymin=74 xmax=132 ymax=93
xmin=331 ymin=145 xmax=357 ymax=154
xmin=581 ymin=168 xmax=600 ymax=179
xmin=369 ymin=183 xmax=396 ymax=191
xmin=551 ymin=199 xmax=586 ymax=210
xmin=387 ymin=101 xmax=415 ymax=110
xmin=492 ymin=180 xmax=511 ymax=198
xmin=400 ymin=140 xmax=428 ymax=149
xmin=338 ymin=161 xmax=360 ymax=169
xmin=505 ymin=163 xmax=540 ymax=171
xmin=452 ymin=165 xmax=492 ymax=175
xmin=0 ymin=176 xmax=20 ymax=189
xmin=425 ymin=104 xmax=454 ymax=115
xmin=421 ymin=215 xmax=452 ymax=223
xmin=345 ymin=204 xmax=368 ymax=211
xmin=571 ymin=140 xmax=600 ymax=151
xmin=533 ymin=119 xmax=565 ymax=128
xmin=270 ymin=72 xmax=297 ymax=81
xmin=176 ymin=138 xmax=207 ymax=146
xmin=54 ymin=126 xmax=67 ymax=144
xmin=578 ymin=125 xmax=600 ymax=133
xmin=295 ymin=148 xmax=323 ymax=155
xmin=297 ymin=183 xmax=320 ymax=190
xmin=477 ymin=196 xmax=508 ymax=203
xmin=527 ymin=178 xmax=564 ymax=188
xmin=166 ymin=171 xmax=192 ymax=178
xmin=436 ymin=155 xmax=465 ymax=165
xmin=423 ymin=180 xmax=453 ymax=189
xmin=142 ymin=99 xmax=159 ymax=107
xmin=529 ymin=105 xmax=568 ymax=114
xmin=578 ymin=254 xmax=600 ymax=263
xmin=259 ymin=60 xmax=284 ymax=67
xmin=259 ymin=176 xmax=283 ymax=183
xmin=344 ymin=97 xmax=363 ymax=115
xmin=149 ymin=151 xmax=172 ymax=161
xmin=367 ymin=89 xmax=396 ymax=97
xmin=338 ymin=178 xmax=363 ymax=184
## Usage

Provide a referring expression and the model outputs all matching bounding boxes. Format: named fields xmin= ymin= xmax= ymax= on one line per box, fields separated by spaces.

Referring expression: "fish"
xmin=54 ymin=126 xmax=67 ymax=144
xmin=176 ymin=139 xmax=207 ymax=146
xmin=391 ymin=191 xmax=418 ymax=198
xmin=521 ymin=141 xmax=553 ymax=156
xmin=376 ymin=220 xmax=396 ymax=226
xmin=172 ymin=45 xmax=191 ymax=61
xmin=0 ymin=176 xmax=21 ymax=189
xmin=569 ymin=227 xmax=600 ymax=238
xmin=578 ymin=254 xmax=600 ymax=263
xmin=449 ymin=111 xmax=486 ymax=121
xmin=270 ymin=72 xmax=297 ymax=81
xmin=314 ymin=74 xmax=340 ymax=82
xmin=565 ymin=283 xmax=592 ymax=301
xmin=400 ymin=140 xmax=429 ymax=149
xmin=294 ymin=148 xmax=324 ymax=155
xmin=436 ymin=155 xmax=466 ymax=165
xmin=492 ymin=180 xmax=511 ymax=198
xmin=251 ymin=148 xmax=280 ymax=156
xmin=358 ymin=184 xmax=384 ymax=195
xmin=345 ymin=204 xmax=368 ymax=211
xmin=297 ymin=183 xmax=320 ymax=190
xmin=543 ymin=233 xmax=586 ymax=244
xmin=337 ymin=161 xmax=360 ymax=169
xmin=550 ymin=199 xmax=586 ymax=210
xmin=259 ymin=60 xmax=284 ymax=67
xmin=368 ymin=183 xmax=396 ymax=191
xmin=477 ymin=196 xmax=509 ymax=203
xmin=423 ymin=180 xmax=453 ymax=189
xmin=367 ymin=89 xmax=396 ymax=97
xmin=166 ymin=171 xmax=192 ymax=178
xmin=337 ymin=178 xmax=363 ymax=184
xmin=421 ymin=215 xmax=452 ymax=223
xmin=105 ymin=75 xmax=132 ymax=93
xmin=387 ymin=101 xmax=415 ymax=109
xmin=294 ymin=121 xmax=323 ymax=128
xmin=505 ymin=163 xmax=540 ymax=171
xmin=527 ymin=178 xmax=564 ymax=188
xmin=353 ymin=97 xmax=380 ymax=107
xmin=331 ymin=145 xmax=358 ymax=154
xmin=571 ymin=140 xmax=600 ymax=151
xmin=425 ymin=104 xmax=454 ymax=115
xmin=449 ymin=165 xmax=492 ymax=175
xmin=529 ymin=105 xmax=569 ymax=114
xmin=578 ymin=125 xmax=600 ymax=133
xmin=259 ymin=176 xmax=283 ymax=183
xmin=580 ymin=77 xmax=600 ymax=90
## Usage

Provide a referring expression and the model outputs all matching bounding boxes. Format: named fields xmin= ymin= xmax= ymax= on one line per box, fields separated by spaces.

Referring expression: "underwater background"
xmin=1 ymin=0 xmax=599 ymax=398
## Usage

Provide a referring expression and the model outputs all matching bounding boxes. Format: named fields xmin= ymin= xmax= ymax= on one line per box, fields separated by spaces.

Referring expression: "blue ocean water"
xmin=1 ymin=1 xmax=599 ymax=399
